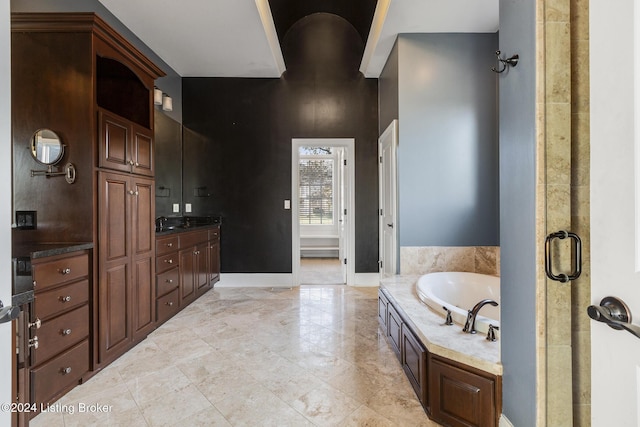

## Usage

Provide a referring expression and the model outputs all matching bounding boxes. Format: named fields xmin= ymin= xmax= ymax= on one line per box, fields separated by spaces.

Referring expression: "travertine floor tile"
xmin=30 ymin=285 xmax=436 ymax=426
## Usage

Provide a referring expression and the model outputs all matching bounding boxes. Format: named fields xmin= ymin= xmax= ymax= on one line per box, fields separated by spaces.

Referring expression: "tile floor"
xmin=30 ymin=285 xmax=439 ymax=426
xmin=299 ymin=258 xmax=344 ymax=285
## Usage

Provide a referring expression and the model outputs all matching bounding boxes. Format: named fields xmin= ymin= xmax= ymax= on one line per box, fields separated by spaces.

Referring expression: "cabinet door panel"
xmin=196 ymin=244 xmax=209 ymax=296
xmin=132 ymin=126 xmax=153 ymax=176
xmin=208 ymin=240 xmax=220 ymax=285
xmin=387 ymin=303 xmax=402 ymax=361
xmin=99 ymin=264 xmax=130 ymax=361
xmin=132 ymin=178 xmax=155 ymax=256
xmin=99 ymin=110 xmax=131 ymax=173
xmin=402 ymin=324 xmax=428 ymax=407
xmin=378 ymin=290 xmax=388 ymax=330
xmin=99 ymin=172 xmax=130 ymax=262
xmin=179 ymin=248 xmax=196 ymax=305
xmin=132 ymin=256 xmax=155 ymax=339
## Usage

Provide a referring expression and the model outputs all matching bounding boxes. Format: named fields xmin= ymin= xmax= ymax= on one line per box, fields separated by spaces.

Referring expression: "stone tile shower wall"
xmin=400 ymin=246 xmax=500 ymax=276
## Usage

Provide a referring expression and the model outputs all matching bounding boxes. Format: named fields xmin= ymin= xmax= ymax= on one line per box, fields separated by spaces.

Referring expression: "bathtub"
xmin=415 ymin=272 xmax=500 ymax=335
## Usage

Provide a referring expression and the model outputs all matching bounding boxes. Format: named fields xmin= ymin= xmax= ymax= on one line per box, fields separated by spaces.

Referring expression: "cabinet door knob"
xmin=135 ymin=162 xmax=140 ymax=167
xmin=60 ymin=268 xmax=71 ymax=275
xmin=61 ymin=367 xmax=72 ymax=375
xmin=166 ymin=279 xmax=173 ymax=283
xmin=135 ymin=191 xmax=139 ymax=196
xmin=129 ymin=190 xmax=135 ymax=195
xmin=166 ymin=301 xmax=174 ymax=307
xmin=28 ymin=318 xmax=41 ymax=329
xmin=167 ymin=243 xmax=173 ymax=248
xmin=60 ymin=296 xmax=72 ymax=303
xmin=29 ymin=336 xmax=38 ymax=349
xmin=164 ymin=259 xmax=173 ymax=264
xmin=61 ymin=328 xmax=72 ymax=336
xmin=129 ymin=160 xmax=135 ymax=165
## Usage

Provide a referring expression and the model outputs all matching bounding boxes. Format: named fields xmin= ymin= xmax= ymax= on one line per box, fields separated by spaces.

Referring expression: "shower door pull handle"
xmin=545 ymin=230 xmax=582 ymax=283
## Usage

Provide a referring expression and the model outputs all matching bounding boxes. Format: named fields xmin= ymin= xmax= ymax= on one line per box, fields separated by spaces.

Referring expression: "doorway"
xmin=292 ymin=139 xmax=355 ymax=286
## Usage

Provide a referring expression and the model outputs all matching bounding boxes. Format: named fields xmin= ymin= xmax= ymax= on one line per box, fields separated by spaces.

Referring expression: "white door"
xmin=338 ymin=148 xmax=348 ymax=283
xmin=590 ymin=0 xmax=640 ymax=425
xmin=379 ymin=120 xmax=398 ymax=277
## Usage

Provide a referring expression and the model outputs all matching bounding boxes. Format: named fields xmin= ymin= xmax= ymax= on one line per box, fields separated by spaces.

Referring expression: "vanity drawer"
xmin=32 ymin=305 xmax=89 ymax=365
xmin=157 ymin=268 xmax=179 ymax=296
xmin=179 ymin=230 xmax=209 ymax=249
xmin=157 ymin=288 xmax=179 ymax=324
xmin=156 ymin=253 xmax=178 ymax=274
xmin=32 ymin=253 xmax=89 ymax=291
xmin=34 ymin=279 xmax=89 ymax=321
xmin=31 ymin=339 xmax=89 ymax=406
xmin=156 ymin=236 xmax=179 ymax=256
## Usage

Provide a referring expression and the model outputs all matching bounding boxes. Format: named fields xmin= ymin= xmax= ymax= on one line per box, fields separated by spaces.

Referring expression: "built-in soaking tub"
xmin=416 ymin=272 xmax=500 ymax=336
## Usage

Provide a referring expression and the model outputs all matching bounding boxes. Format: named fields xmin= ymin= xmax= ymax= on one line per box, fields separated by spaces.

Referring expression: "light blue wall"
xmin=10 ymin=0 xmax=182 ymax=123
xmin=395 ymin=33 xmax=499 ymax=247
xmin=498 ymin=0 xmax=538 ymax=424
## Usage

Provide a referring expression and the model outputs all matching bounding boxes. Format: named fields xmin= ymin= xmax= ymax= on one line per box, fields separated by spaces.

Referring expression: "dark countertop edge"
xmin=156 ymin=223 xmax=220 ymax=236
xmin=15 ymin=242 xmax=94 ymax=259
xmin=12 ymin=290 xmax=34 ymax=306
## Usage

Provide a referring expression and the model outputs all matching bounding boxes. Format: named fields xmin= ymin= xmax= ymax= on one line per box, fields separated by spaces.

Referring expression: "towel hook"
xmin=491 ymin=50 xmax=519 ymax=73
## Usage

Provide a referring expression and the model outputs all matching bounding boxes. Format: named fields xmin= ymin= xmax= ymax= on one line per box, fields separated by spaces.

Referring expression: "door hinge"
xmin=380 ymin=208 xmax=383 ymax=216
xmin=344 ymin=258 xmax=347 ymax=265
xmin=344 ymin=208 xmax=347 ymax=215
xmin=344 ymin=159 xmax=347 ymax=166
xmin=379 ymin=260 xmax=383 ymax=268
xmin=379 ymin=156 xmax=383 ymax=163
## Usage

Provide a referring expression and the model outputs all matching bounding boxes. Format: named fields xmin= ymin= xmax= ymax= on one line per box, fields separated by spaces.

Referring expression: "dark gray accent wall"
xmin=499 ymin=0 xmax=538 ymax=424
xmin=183 ymin=14 xmax=379 ymax=274
xmin=11 ymin=0 xmax=182 ymax=123
xmin=378 ymin=39 xmax=399 ymax=135
xmin=396 ymin=33 xmax=499 ymax=247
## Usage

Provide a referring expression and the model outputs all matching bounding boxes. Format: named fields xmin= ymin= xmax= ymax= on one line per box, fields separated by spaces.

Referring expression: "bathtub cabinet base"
xmin=378 ymin=288 xmax=501 ymax=427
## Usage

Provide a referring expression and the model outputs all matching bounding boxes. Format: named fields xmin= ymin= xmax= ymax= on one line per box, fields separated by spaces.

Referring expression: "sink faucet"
xmin=462 ymin=299 xmax=499 ymax=334
xmin=155 ymin=216 xmax=168 ymax=230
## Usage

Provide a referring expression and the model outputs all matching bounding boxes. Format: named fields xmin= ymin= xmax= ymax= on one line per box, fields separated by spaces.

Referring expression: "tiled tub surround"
xmin=380 ymin=276 xmax=502 ymax=376
xmin=400 ymin=246 xmax=500 ymax=276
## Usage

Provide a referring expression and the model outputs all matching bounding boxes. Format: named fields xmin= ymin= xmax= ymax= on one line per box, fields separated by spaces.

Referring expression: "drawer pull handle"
xmin=167 ymin=243 xmax=173 ymax=247
xmin=129 ymin=160 xmax=135 ymax=166
xmin=166 ymin=279 xmax=173 ymax=283
xmin=166 ymin=301 xmax=174 ymax=307
xmin=29 ymin=336 xmax=38 ymax=349
xmin=164 ymin=259 xmax=173 ymax=264
xmin=60 ymin=268 xmax=71 ymax=275
xmin=61 ymin=367 xmax=72 ymax=375
xmin=28 ymin=318 xmax=41 ymax=330
xmin=61 ymin=328 xmax=72 ymax=336
xmin=60 ymin=296 xmax=72 ymax=303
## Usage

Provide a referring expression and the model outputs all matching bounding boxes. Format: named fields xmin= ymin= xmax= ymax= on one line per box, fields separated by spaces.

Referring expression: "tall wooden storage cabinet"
xmin=12 ymin=13 xmax=165 ymax=372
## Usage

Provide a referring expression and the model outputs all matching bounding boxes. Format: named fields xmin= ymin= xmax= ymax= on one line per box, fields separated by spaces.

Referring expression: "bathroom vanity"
xmin=378 ymin=283 xmax=502 ymax=427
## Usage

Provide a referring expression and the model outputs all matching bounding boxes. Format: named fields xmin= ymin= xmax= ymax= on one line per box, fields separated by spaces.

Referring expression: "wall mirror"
xmin=29 ymin=129 xmax=76 ymax=184
xmin=30 ymin=129 xmax=64 ymax=165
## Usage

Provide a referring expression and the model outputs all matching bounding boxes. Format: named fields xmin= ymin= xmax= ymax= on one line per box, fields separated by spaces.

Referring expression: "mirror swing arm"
xmin=30 ymin=163 xmax=76 ymax=184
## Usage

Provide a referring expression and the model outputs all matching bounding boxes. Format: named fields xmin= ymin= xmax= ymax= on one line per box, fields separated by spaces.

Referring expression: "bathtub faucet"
xmin=462 ymin=299 xmax=499 ymax=334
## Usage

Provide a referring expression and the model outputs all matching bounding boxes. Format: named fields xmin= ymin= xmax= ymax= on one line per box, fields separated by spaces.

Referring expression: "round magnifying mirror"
xmin=30 ymin=129 xmax=64 ymax=165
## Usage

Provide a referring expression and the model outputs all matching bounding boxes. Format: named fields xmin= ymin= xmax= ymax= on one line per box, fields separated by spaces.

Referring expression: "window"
xmin=299 ymin=147 xmax=334 ymax=225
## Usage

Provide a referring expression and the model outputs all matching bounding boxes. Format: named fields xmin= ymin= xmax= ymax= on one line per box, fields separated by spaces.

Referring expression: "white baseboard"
xmin=216 ymin=272 xmax=380 ymax=288
xmin=216 ymin=273 xmax=293 ymax=288
xmin=499 ymin=414 xmax=514 ymax=427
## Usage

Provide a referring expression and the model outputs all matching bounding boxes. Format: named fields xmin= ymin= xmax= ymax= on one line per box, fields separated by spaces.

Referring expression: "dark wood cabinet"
xmin=99 ymin=109 xmax=154 ymax=177
xmin=29 ymin=250 xmax=92 ymax=414
xmin=178 ymin=230 xmax=209 ymax=305
xmin=378 ymin=288 xmax=501 ymax=427
xmin=207 ymin=227 xmax=221 ymax=286
xmin=98 ymin=171 xmax=155 ymax=364
xmin=429 ymin=354 xmax=500 ymax=427
xmin=402 ymin=324 xmax=428 ymax=409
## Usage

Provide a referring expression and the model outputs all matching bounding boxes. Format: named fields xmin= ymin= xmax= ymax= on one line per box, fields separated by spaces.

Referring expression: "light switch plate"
xmin=284 ymin=200 xmax=291 ymax=210
xmin=185 ymin=203 xmax=192 ymax=213
xmin=173 ymin=203 xmax=180 ymax=213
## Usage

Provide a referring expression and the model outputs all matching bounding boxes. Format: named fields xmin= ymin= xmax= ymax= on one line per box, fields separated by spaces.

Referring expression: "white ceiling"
xmin=98 ymin=0 xmax=499 ymax=78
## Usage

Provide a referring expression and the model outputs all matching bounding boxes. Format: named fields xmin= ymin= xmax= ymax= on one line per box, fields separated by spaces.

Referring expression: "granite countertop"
xmin=155 ymin=216 xmax=222 ymax=236
xmin=13 ymin=242 xmax=94 ymax=259
xmin=381 ymin=275 xmax=502 ymax=376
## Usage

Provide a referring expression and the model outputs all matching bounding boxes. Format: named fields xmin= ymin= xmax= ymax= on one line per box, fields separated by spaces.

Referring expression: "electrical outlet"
xmin=173 ymin=203 xmax=180 ymax=213
xmin=16 ymin=211 xmax=37 ymax=230
xmin=284 ymin=200 xmax=291 ymax=210
xmin=185 ymin=203 xmax=192 ymax=213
